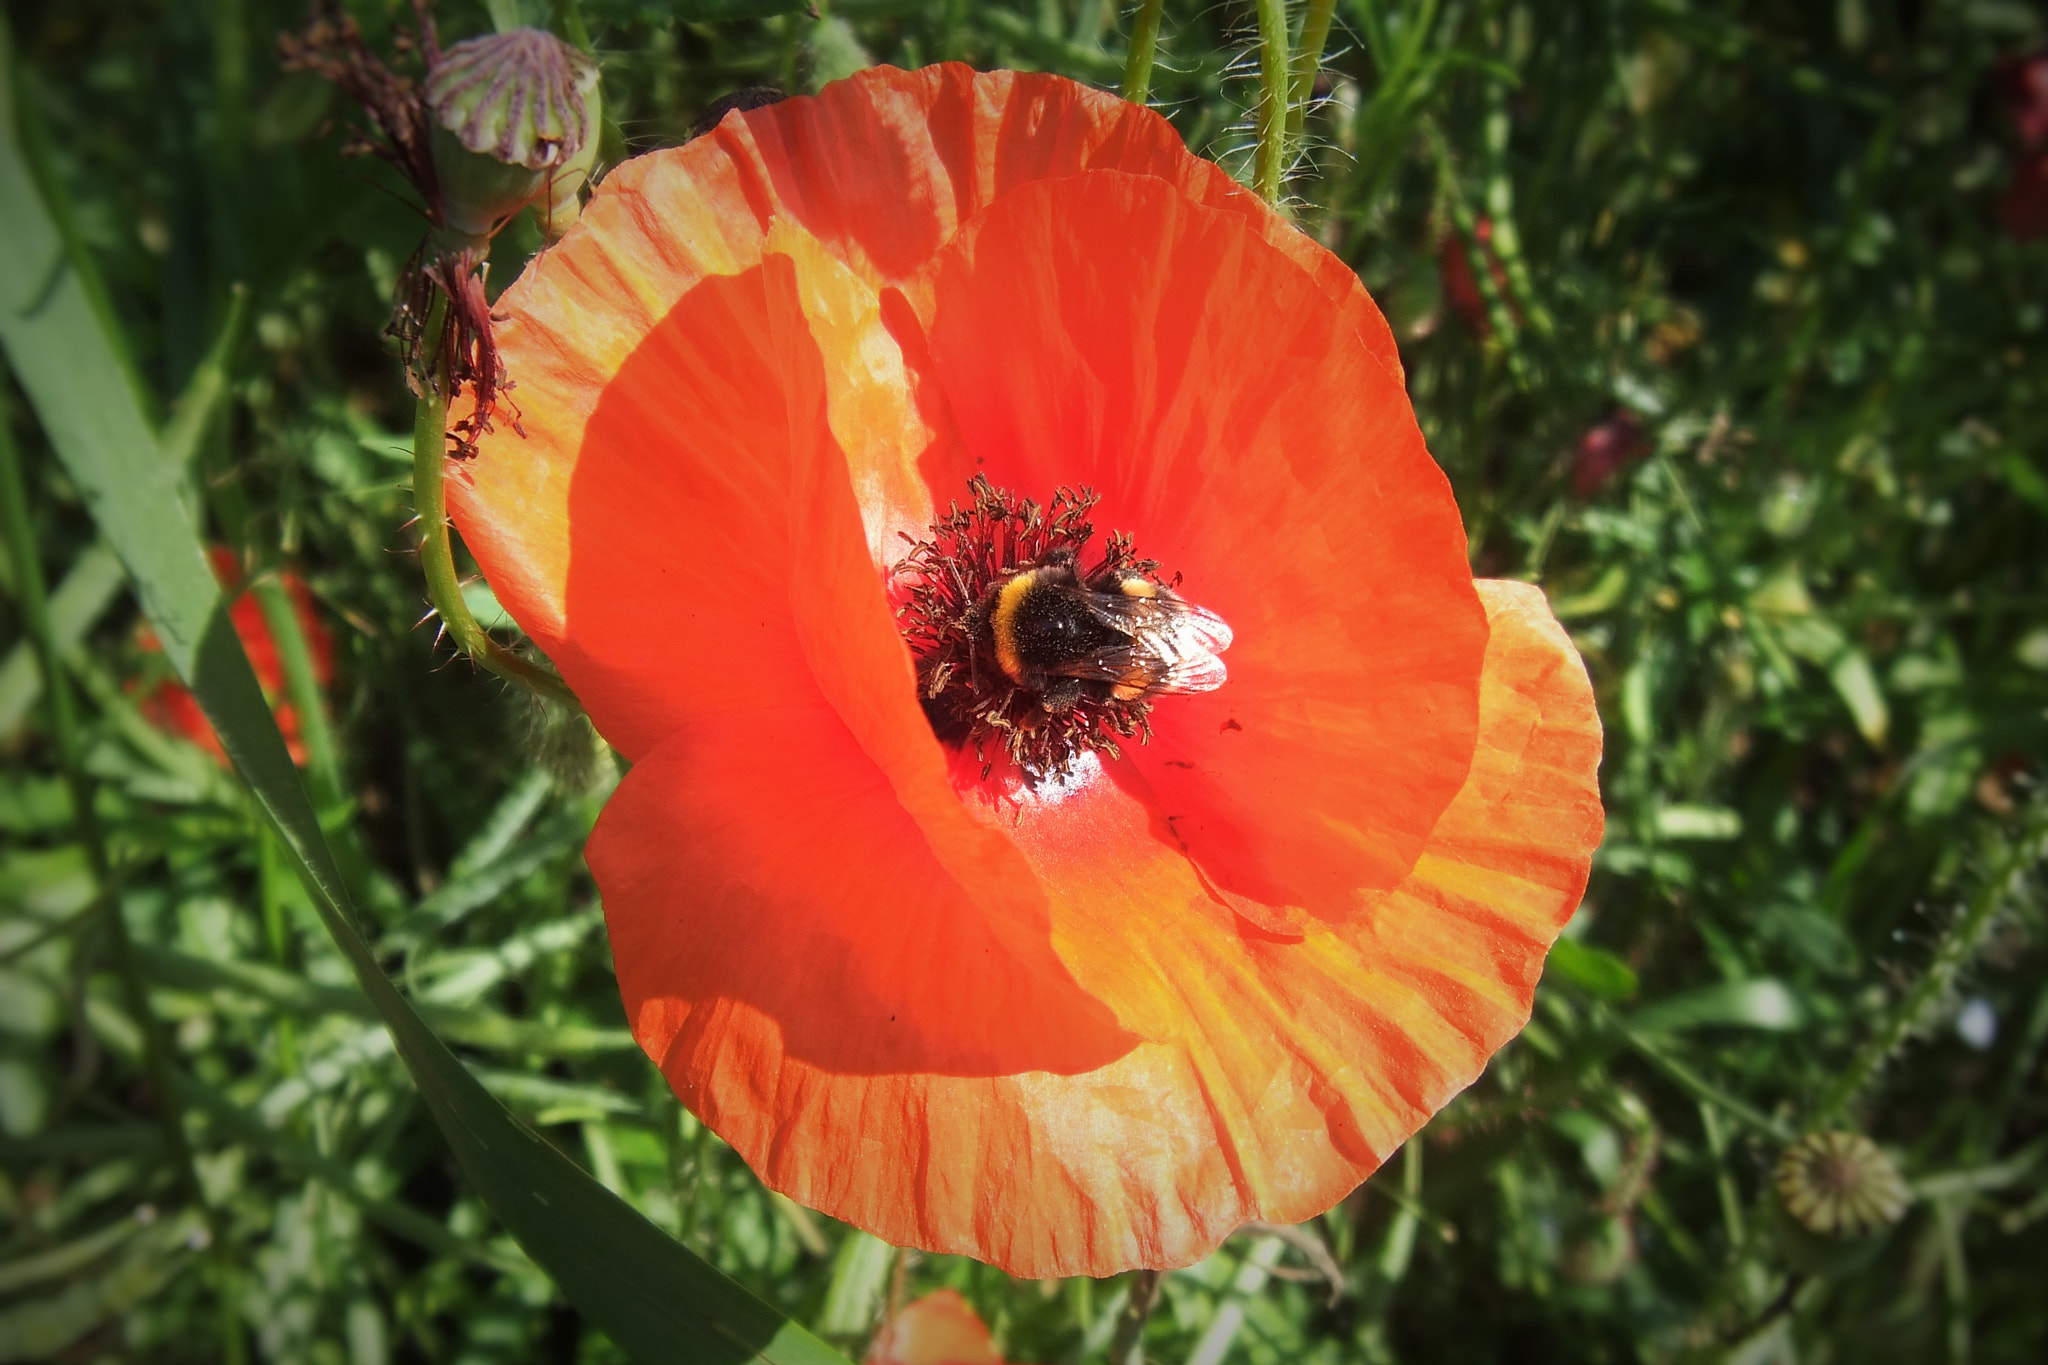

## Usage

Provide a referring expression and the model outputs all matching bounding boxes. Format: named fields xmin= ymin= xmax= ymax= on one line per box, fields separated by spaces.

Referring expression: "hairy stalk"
xmin=1252 ymin=0 xmax=1292 ymax=202
xmin=1478 ymin=85 xmax=1554 ymax=338
xmin=1121 ymin=0 xmax=1163 ymax=103
xmin=409 ymin=304 xmax=579 ymax=709
xmin=0 ymin=404 xmax=244 ymax=1362
xmin=1422 ymin=116 xmax=1529 ymax=385
xmin=1285 ymin=0 xmax=1338 ymax=139
xmin=1813 ymin=813 xmax=2047 ymax=1126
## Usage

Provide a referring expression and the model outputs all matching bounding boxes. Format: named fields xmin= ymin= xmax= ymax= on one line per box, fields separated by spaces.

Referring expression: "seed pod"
xmin=1774 ymin=1130 xmax=1910 ymax=1237
xmin=425 ymin=28 xmax=601 ymax=242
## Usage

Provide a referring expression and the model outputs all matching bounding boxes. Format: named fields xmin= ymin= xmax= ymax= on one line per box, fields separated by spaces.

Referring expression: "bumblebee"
xmin=980 ymin=549 xmax=1233 ymax=712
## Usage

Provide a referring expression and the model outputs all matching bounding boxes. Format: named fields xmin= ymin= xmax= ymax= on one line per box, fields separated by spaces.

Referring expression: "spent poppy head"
xmin=448 ymin=65 xmax=1604 ymax=1277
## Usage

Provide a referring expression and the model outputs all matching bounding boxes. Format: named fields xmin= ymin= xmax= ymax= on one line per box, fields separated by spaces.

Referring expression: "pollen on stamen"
xmin=891 ymin=475 xmax=1225 ymax=787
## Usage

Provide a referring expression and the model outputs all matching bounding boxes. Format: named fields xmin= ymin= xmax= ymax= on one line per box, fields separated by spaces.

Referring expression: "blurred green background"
xmin=2 ymin=1 xmax=2046 ymax=1361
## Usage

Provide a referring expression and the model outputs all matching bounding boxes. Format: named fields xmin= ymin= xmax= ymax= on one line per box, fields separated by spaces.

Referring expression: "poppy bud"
xmin=1562 ymin=1214 xmax=1636 ymax=1286
xmin=1773 ymin=1130 xmax=1909 ymax=1238
xmin=425 ymin=28 xmax=601 ymax=243
xmin=867 ymin=1289 xmax=1005 ymax=1365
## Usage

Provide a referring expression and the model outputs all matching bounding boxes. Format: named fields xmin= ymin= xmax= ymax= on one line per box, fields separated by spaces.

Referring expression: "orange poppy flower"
xmin=866 ymin=1289 xmax=1014 ymax=1365
xmin=138 ymin=547 xmax=333 ymax=764
xmin=448 ymin=65 xmax=1603 ymax=1277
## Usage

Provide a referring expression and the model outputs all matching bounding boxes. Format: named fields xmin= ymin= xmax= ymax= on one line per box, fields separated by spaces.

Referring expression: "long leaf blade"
xmin=0 ymin=22 xmax=847 ymax=1365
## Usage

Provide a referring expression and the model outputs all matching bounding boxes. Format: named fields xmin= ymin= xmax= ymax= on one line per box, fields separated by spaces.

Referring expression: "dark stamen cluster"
xmin=894 ymin=476 xmax=1164 ymax=784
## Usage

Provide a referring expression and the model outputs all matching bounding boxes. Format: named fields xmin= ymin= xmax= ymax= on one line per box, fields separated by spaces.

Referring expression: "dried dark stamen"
xmin=893 ymin=476 xmax=1178 ymax=785
xmin=278 ymin=2 xmax=441 ymax=218
xmin=390 ymin=246 xmax=521 ymax=456
xmin=281 ymin=0 xmax=529 ymax=457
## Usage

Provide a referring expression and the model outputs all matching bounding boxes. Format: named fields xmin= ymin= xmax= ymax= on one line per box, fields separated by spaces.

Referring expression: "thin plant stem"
xmin=1619 ymin=1025 xmax=1796 ymax=1144
xmin=1812 ymin=813 xmax=2046 ymax=1127
xmin=1252 ymin=0 xmax=1292 ymax=202
xmin=1699 ymin=1102 xmax=1746 ymax=1246
xmin=257 ymin=824 xmax=301 ymax=1076
xmin=1476 ymin=84 xmax=1554 ymax=338
xmin=164 ymin=291 xmax=244 ymax=467
xmin=1423 ymin=116 xmax=1529 ymax=385
xmin=1983 ymin=976 xmax=2048 ymax=1155
xmin=1108 ymin=1267 xmax=1162 ymax=1365
xmin=408 ymin=313 xmax=579 ymax=709
xmin=1935 ymin=1197 xmax=1972 ymax=1365
xmin=549 ymin=0 xmax=593 ymax=51
xmin=251 ymin=578 xmax=344 ymax=812
xmin=248 ymin=573 xmax=375 ymax=906
xmin=1285 ymin=0 xmax=1338 ymax=139
xmin=1375 ymin=1140 xmax=1423 ymax=1282
xmin=1121 ymin=0 xmax=1164 ymax=104
xmin=0 ymin=403 xmax=245 ymax=1364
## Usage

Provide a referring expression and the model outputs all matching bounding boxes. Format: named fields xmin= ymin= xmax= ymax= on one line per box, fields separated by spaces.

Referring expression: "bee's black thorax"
xmin=989 ymin=564 xmax=1127 ymax=687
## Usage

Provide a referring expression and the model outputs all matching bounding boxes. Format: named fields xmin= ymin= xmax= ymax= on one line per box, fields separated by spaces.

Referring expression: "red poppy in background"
xmin=1574 ymin=411 xmax=1650 ymax=497
xmin=449 ymin=65 xmax=1603 ymax=1277
xmin=867 ymin=1289 xmax=1016 ymax=1365
xmin=1998 ymin=50 xmax=2048 ymax=150
xmin=138 ymin=546 xmax=333 ymax=764
xmin=1997 ymin=49 xmax=2048 ymax=239
xmin=2001 ymin=155 xmax=2048 ymax=239
xmin=1440 ymin=216 xmax=1511 ymax=333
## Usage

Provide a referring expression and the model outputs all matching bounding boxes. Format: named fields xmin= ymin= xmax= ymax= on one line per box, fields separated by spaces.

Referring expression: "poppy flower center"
xmin=893 ymin=477 xmax=1232 ymax=786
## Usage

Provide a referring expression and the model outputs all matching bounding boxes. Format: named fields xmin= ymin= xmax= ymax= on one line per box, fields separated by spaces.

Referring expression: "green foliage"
xmin=3 ymin=1 xmax=2046 ymax=1363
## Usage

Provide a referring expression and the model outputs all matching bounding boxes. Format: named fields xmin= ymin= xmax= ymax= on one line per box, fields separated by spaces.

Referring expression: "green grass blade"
xmin=0 ymin=538 xmax=124 ymax=738
xmin=0 ymin=20 xmax=849 ymax=1364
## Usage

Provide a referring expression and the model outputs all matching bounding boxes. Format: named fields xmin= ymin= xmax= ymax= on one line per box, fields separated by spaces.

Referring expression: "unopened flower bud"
xmin=426 ymin=28 xmax=601 ymax=242
xmin=1774 ymin=1130 xmax=1909 ymax=1237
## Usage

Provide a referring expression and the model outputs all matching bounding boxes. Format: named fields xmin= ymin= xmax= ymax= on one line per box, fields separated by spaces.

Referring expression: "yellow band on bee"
xmin=991 ymin=570 xmax=1038 ymax=683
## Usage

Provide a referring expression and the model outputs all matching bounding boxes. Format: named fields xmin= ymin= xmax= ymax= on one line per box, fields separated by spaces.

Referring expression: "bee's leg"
xmin=1039 ymin=677 xmax=1086 ymax=712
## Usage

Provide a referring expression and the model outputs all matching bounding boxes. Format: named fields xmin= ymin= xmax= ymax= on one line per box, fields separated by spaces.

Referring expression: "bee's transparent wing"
xmin=1050 ymin=591 xmax=1233 ymax=695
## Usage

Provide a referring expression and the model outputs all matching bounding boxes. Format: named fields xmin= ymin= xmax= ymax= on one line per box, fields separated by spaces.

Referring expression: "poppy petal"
xmin=452 ymin=64 xmax=1402 ymax=671
xmin=592 ymin=577 xmax=1598 ymax=1277
xmin=574 ymin=250 xmax=1140 ymax=1065
xmin=904 ymin=170 xmax=1488 ymax=926
xmin=456 ymin=233 xmax=932 ymax=761
xmin=136 ymin=548 xmax=332 ymax=765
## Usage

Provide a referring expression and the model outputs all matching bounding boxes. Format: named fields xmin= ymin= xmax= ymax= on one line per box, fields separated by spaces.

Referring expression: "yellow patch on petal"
xmin=762 ymin=219 xmax=936 ymax=567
